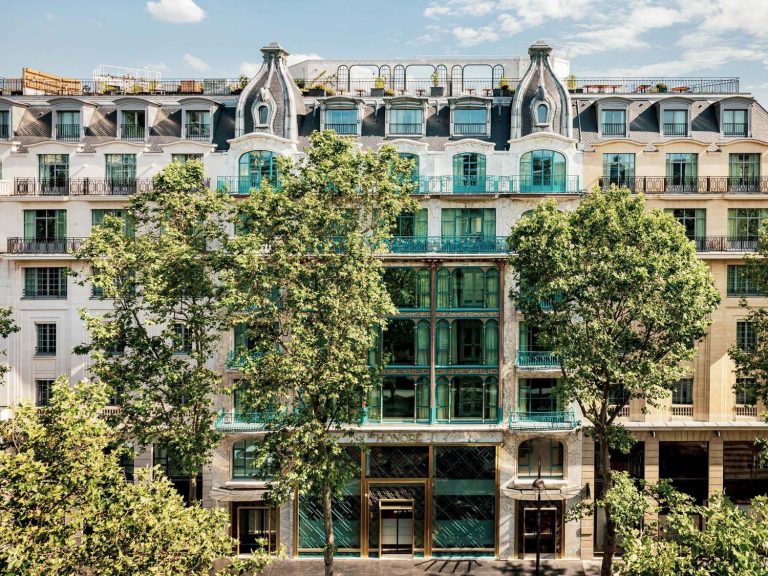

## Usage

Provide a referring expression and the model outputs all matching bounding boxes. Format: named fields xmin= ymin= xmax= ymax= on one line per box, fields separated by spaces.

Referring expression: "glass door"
xmin=522 ymin=506 xmax=558 ymax=558
xmin=38 ymin=154 xmax=69 ymax=194
xmin=379 ymin=500 xmax=414 ymax=556
xmin=235 ymin=504 xmax=278 ymax=554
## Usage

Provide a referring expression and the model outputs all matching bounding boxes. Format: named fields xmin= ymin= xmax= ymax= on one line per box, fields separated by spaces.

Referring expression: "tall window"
xmin=441 ymin=208 xmax=495 ymax=238
xmin=121 ymin=111 xmax=145 ymax=140
xmin=736 ymin=321 xmax=756 ymax=352
xmin=665 ymin=153 xmax=698 ymax=191
xmin=520 ymin=149 xmax=567 ymax=192
xmin=392 ymin=209 xmax=427 ymax=238
xmin=735 ymin=377 xmax=757 ymax=405
xmin=35 ymin=323 xmax=57 ymax=355
xmin=436 ymin=267 xmax=499 ymax=309
xmin=452 ymin=153 xmax=486 ymax=193
xmin=601 ymin=109 xmax=626 ymax=136
xmin=518 ymin=440 xmax=564 ymax=477
xmin=186 ymin=110 xmax=210 ymax=139
xmin=435 ymin=318 xmax=497 ymax=366
xmin=238 ymin=151 xmax=278 ymax=191
xmin=35 ymin=379 xmax=54 ymax=406
xmin=728 ymin=265 xmax=765 ymax=297
xmin=671 ymin=378 xmax=693 ymax=405
xmin=232 ymin=439 xmax=264 ymax=479
xmin=324 ymin=108 xmax=357 ymax=135
xmin=173 ymin=323 xmax=192 ymax=354
xmin=38 ymin=154 xmax=69 ymax=192
xmin=728 ymin=209 xmax=767 ymax=247
xmin=105 ymin=154 xmax=137 ymax=193
xmin=23 ymin=210 xmax=66 ymax=242
xmin=398 ymin=152 xmax=420 ymax=183
xmin=24 ymin=267 xmax=67 ymax=298
xmin=723 ymin=109 xmax=748 ymax=136
xmin=92 ymin=208 xmax=135 ymax=237
xmin=602 ymin=153 xmax=634 ymax=188
xmin=383 ymin=268 xmax=430 ymax=309
xmin=729 ymin=153 xmax=760 ymax=191
xmin=435 ymin=375 xmax=498 ymax=422
xmin=519 ymin=378 xmax=559 ymax=412
xmin=56 ymin=110 xmax=80 ymax=141
xmin=663 ymin=109 xmax=687 ymax=136
xmin=382 ymin=319 xmax=429 ymax=366
xmin=453 ymin=108 xmax=487 ymax=135
xmin=536 ymin=104 xmax=548 ymax=124
xmin=665 ymin=208 xmax=705 ymax=241
xmin=0 ymin=110 xmax=9 ymax=139
xmin=389 ymin=108 xmax=423 ymax=135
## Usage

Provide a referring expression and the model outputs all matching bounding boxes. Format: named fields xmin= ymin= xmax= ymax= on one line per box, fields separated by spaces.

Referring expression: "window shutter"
xmin=24 ymin=268 xmax=37 ymax=297
xmin=24 ymin=211 xmax=35 ymax=240
xmin=519 ymin=322 xmax=529 ymax=351
xmin=452 ymin=154 xmax=462 ymax=179
xmin=441 ymin=208 xmax=456 ymax=237
xmin=55 ymin=210 xmax=67 ymax=239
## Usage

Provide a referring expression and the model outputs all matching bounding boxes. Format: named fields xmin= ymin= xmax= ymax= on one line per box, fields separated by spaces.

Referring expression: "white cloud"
xmin=44 ymin=12 xmax=54 ymax=21
xmin=286 ymin=53 xmax=322 ymax=67
xmin=452 ymin=26 xmax=499 ymax=47
xmin=143 ymin=62 xmax=168 ymax=72
xmin=146 ymin=0 xmax=206 ymax=23
xmin=239 ymin=61 xmax=261 ymax=77
xmin=424 ymin=3 xmax=452 ymax=18
xmin=183 ymin=53 xmax=210 ymax=71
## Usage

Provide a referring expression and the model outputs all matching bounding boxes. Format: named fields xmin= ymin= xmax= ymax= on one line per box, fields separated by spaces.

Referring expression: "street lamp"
xmin=532 ymin=458 xmax=546 ymax=576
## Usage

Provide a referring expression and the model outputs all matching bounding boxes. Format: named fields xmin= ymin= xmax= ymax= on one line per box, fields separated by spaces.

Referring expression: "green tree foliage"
xmin=507 ymin=186 xmax=720 ymax=576
xmin=607 ymin=472 xmax=768 ymax=576
xmin=0 ymin=378 xmax=271 ymax=576
xmin=222 ymin=131 xmax=418 ymax=576
xmin=0 ymin=306 xmax=19 ymax=380
xmin=76 ymin=160 xmax=234 ymax=501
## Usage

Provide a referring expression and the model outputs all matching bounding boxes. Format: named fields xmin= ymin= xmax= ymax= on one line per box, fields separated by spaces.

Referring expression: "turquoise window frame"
xmin=238 ymin=150 xmax=278 ymax=192
xmin=520 ymin=149 xmax=566 ymax=193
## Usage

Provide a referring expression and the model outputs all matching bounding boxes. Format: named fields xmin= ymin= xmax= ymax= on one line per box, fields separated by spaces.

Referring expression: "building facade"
xmin=0 ymin=41 xmax=766 ymax=559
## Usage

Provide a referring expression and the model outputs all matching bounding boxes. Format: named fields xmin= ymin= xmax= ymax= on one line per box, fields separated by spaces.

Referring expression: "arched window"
xmin=520 ymin=150 xmax=566 ymax=193
xmin=518 ymin=439 xmax=564 ymax=478
xmin=257 ymin=104 xmax=269 ymax=125
xmin=537 ymin=103 xmax=548 ymax=124
xmin=239 ymin=150 xmax=278 ymax=192
xmin=232 ymin=439 xmax=262 ymax=479
xmin=452 ymin=152 xmax=486 ymax=193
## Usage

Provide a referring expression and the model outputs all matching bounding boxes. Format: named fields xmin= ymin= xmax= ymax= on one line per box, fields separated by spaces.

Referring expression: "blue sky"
xmin=2 ymin=0 xmax=767 ymax=101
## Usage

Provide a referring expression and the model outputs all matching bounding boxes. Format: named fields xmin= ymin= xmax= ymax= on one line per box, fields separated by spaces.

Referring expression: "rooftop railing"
xmin=571 ymin=77 xmax=739 ymax=94
xmin=298 ymin=78 xmax=522 ymax=98
xmin=597 ymin=176 xmax=768 ymax=194
xmin=383 ymin=236 xmax=508 ymax=254
xmin=0 ymin=77 xmax=247 ymax=97
xmin=509 ymin=410 xmax=579 ymax=431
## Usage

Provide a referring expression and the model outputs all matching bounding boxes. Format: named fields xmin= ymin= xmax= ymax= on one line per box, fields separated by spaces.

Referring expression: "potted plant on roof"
xmin=430 ymin=70 xmax=444 ymax=97
xmin=493 ymin=77 xmax=514 ymax=97
xmin=371 ymin=76 xmax=387 ymax=97
xmin=566 ymin=74 xmax=581 ymax=93
xmin=231 ymin=75 xmax=249 ymax=95
xmin=655 ymin=82 xmax=668 ymax=93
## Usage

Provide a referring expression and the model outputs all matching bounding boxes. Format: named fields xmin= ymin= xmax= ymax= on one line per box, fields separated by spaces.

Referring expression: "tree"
xmin=508 ymin=186 xmax=720 ymax=576
xmin=0 ymin=378 xmax=272 ymax=576
xmin=76 ymin=160 xmax=234 ymax=502
xmin=222 ymin=131 xmax=418 ymax=576
xmin=605 ymin=472 xmax=768 ymax=576
xmin=0 ymin=306 xmax=19 ymax=380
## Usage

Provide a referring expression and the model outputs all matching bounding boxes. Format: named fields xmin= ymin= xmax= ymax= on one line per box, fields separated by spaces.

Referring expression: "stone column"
xmin=579 ymin=435 xmax=595 ymax=559
xmin=708 ymin=436 xmax=724 ymax=496
xmin=644 ymin=435 xmax=659 ymax=483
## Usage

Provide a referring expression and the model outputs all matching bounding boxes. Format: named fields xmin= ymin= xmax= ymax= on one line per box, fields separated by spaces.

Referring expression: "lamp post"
xmin=532 ymin=458 xmax=545 ymax=576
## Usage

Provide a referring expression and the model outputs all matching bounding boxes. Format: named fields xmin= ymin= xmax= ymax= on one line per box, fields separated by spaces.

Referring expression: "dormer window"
xmin=663 ymin=109 xmax=688 ymax=137
xmin=537 ymin=104 xmax=548 ymax=124
xmin=186 ymin=110 xmax=210 ymax=140
xmin=121 ymin=111 xmax=145 ymax=141
xmin=453 ymin=108 xmax=487 ymax=136
xmin=389 ymin=108 xmax=423 ymax=136
xmin=723 ymin=109 xmax=748 ymax=137
xmin=324 ymin=108 xmax=357 ymax=135
xmin=601 ymin=109 xmax=626 ymax=137
xmin=0 ymin=110 xmax=8 ymax=140
xmin=56 ymin=111 xmax=80 ymax=142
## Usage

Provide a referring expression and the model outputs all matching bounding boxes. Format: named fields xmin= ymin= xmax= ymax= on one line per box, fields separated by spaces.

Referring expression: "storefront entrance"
xmin=517 ymin=501 xmax=562 ymax=558
xmin=379 ymin=499 xmax=414 ymax=556
xmin=232 ymin=502 xmax=279 ymax=554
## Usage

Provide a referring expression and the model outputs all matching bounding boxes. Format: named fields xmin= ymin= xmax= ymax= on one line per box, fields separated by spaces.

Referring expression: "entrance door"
xmin=235 ymin=505 xmax=277 ymax=554
xmin=379 ymin=499 xmax=414 ymax=556
xmin=522 ymin=507 xmax=558 ymax=558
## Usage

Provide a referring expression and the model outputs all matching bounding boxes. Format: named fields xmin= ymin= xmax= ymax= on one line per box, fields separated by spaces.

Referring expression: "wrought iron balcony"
xmin=56 ymin=123 xmax=80 ymax=141
xmin=723 ymin=123 xmax=748 ymax=137
xmin=509 ymin=410 xmax=578 ymax=431
xmin=414 ymin=175 xmax=581 ymax=195
xmin=454 ymin=123 xmax=487 ymax=136
xmin=185 ymin=123 xmax=211 ymax=139
xmin=121 ymin=124 xmax=145 ymax=140
xmin=214 ymin=409 xmax=276 ymax=432
xmin=383 ymin=236 xmax=508 ymax=254
xmin=226 ymin=350 xmax=264 ymax=370
xmin=7 ymin=237 xmax=86 ymax=254
xmin=598 ymin=176 xmax=768 ymax=194
xmin=663 ymin=123 xmax=687 ymax=137
xmin=22 ymin=287 xmax=67 ymax=299
xmin=217 ymin=176 xmax=279 ymax=195
xmin=0 ymin=123 xmax=9 ymax=140
xmin=389 ymin=123 xmax=422 ymax=135
xmin=12 ymin=177 xmax=158 ymax=196
xmin=694 ymin=236 xmax=759 ymax=252
xmin=601 ymin=122 xmax=626 ymax=136
xmin=325 ymin=123 xmax=357 ymax=135
xmin=515 ymin=351 xmax=560 ymax=370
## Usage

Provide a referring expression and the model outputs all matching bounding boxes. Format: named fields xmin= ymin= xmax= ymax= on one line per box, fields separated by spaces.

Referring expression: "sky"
xmin=1 ymin=0 xmax=768 ymax=101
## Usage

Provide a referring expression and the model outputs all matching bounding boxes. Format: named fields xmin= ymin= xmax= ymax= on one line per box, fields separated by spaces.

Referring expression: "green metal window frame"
xmin=729 ymin=153 xmax=760 ymax=180
xmin=602 ymin=153 xmax=635 ymax=186
xmin=24 ymin=267 xmax=67 ymax=298
xmin=171 ymin=153 xmax=204 ymax=164
xmin=35 ymin=323 xmax=57 ymax=355
xmin=728 ymin=265 xmax=765 ymax=296
xmin=665 ymin=208 xmax=705 ymax=241
xmin=238 ymin=150 xmax=279 ymax=190
xmin=665 ymin=153 xmax=698 ymax=185
xmin=671 ymin=378 xmax=693 ymax=405
xmin=452 ymin=153 xmax=486 ymax=192
xmin=92 ymin=208 xmax=135 ymax=236
xmin=441 ymin=208 xmax=496 ymax=238
xmin=435 ymin=318 xmax=498 ymax=367
xmin=435 ymin=375 xmax=498 ymax=422
xmin=232 ymin=439 xmax=265 ymax=480
xmin=368 ymin=376 xmax=430 ymax=422
xmin=24 ymin=209 xmax=67 ymax=241
xmin=393 ymin=209 xmax=428 ymax=238
xmin=435 ymin=266 xmax=499 ymax=310
xmin=735 ymin=377 xmax=757 ymax=405
xmin=518 ymin=378 xmax=559 ymax=412
xmin=736 ymin=321 xmax=756 ymax=352
xmin=728 ymin=208 xmax=768 ymax=241
xmin=517 ymin=439 xmax=564 ymax=478
xmin=520 ymin=149 xmax=567 ymax=193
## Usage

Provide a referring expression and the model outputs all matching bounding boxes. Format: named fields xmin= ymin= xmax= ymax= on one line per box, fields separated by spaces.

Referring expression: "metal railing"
xmin=598 ymin=176 xmax=768 ymax=194
xmin=694 ymin=236 xmax=759 ymax=252
xmin=7 ymin=237 xmax=86 ymax=254
xmin=454 ymin=123 xmax=487 ymax=135
xmin=0 ymin=77 xmax=247 ymax=97
xmin=601 ymin=123 xmax=626 ymax=136
xmin=0 ymin=124 xmax=9 ymax=139
xmin=121 ymin=124 xmax=145 ymax=140
xmin=325 ymin=123 xmax=357 ymax=135
xmin=226 ymin=350 xmax=264 ymax=370
xmin=509 ymin=410 xmax=578 ymax=431
xmin=216 ymin=176 xmax=279 ymax=195
xmin=56 ymin=123 xmax=80 ymax=141
xmin=22 ymin=287 xmax=67 ymax=299
xmin=299 ymin=77 xmax=522 ymax=98
xmin=671 ymin=405 xmax=693 ymax=416
xmin=185 ymin=123 xmax=211 ymax=139
xmin=570 ymin=77 xmax=739 ymax=94
xmin=723 ymin=123 xmax=748 ymax=136
xmin=515 ymin=351 xmax=560 ymax=370
xmin=214 ymin=409 xmax=277 ymax=432
xmin=383 ymin=236 xmax=509 ymax=254
xmin=389 ymin=123 xmax=422 ymax=135
xmin=663 ymin=123 xmax=687 ymax=137
xmin=13 ymin=177 xmax=158 ymax=196
xmin=414 ymin=175 xmax=581 ymax=194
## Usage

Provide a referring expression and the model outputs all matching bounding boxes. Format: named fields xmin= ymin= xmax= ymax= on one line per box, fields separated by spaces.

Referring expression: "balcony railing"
xmin=56 ymin=123 xmax=80 ymax=141
xmin=598 ymin=176 xmax=768 ymax=194
xmin=389 ymin=123 xmax=422 ymax=135
xmin=298 ymin=77 xmax=522 ymax=98
xmin=454 ymin=123 xmax=487 ymax=136
xmin=515 ymin=351 xmax=560 ymax=370
xmin=723 ymin=123 xmax=748 ymax=137
xmin=7 ymin=237 xmax=86 ymax=254
xmin=22 ymin=288 xmax=67 ymax=299
xmin=671 ymin=405 xmax=693 ymax=416
xmin=121 ymin=124 xmax=145 ymax=141
xmin=509 ymin=410 xmax=578 ymax=431
xmin=694 ymin=236 xmax=759 ymax=252
xmin=217 ymin=176 xmax=278 ymax=195
xmin=12 ymin=177 xmax=160 ymax=196
xmin=663 ymin=123 xmax=687 ymax=137
xmin=214 ymin=409 xmax=276 ymax=432
xmin=414 ymin=175 xmax=581 ymax=195
xmin=185 ymin=123 xmax=211 ymax=139
xmin=735 ymin=405 xmax=757 ymax=417
xmin=226 ymin=350 xmax=264 ymax=370
xmin=325 ymin=123 xmax=357 ymax=135
xmin=0 ymin=124 xmax=9 ymax=140
xmin=601 ymin=123 xmax=626 ymax=136
xmin=383 ymin=236 xmax=508 ymax=254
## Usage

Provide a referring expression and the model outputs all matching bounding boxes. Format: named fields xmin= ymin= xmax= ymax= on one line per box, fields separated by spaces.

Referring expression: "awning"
xmin=209 ymin=487 xmax=270 ymax=502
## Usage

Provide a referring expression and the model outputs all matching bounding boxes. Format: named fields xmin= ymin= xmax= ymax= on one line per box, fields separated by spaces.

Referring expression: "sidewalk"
xmin=264 ymin=558 xmax=603 ymax=576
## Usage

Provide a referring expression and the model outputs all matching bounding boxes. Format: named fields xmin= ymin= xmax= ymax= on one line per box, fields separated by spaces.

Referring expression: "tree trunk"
xmin=189 ymin=472 xmax=198 ymax=504
xmin=322 ymin=485 xmax=335 ymax=576
xmin=598 ymin=433 xmax=616 ymax=576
